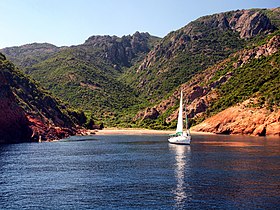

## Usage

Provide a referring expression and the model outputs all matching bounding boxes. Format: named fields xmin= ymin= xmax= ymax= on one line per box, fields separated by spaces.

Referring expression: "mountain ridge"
xmin=122 ymin=8 xmax=277 ymax=102
xmin=1 ymin=43 xmax=61 ymax=68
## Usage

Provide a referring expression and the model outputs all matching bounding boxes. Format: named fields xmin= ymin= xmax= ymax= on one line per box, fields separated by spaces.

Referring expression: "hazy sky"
xmin=0 ymin=0 xmax=279 ymax=48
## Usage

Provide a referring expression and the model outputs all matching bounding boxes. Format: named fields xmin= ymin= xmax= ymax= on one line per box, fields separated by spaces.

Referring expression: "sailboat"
xmin=168 ymin=90 xmax=191 ymax=145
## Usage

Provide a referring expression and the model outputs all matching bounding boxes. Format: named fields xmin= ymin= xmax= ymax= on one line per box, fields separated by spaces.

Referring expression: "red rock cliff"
xmin=0 ymin=53 xmax=79 ymax=143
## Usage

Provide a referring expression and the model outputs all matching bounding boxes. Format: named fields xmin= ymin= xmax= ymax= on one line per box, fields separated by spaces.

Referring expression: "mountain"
xmin=1 ymin=32 xmax=160 ymax=125
xmin=122 ymin=9 xmax=276 ymax=102
xmin=134 ymin=33 xmax=280 ymax=136
xmin=0 ymin=53 xmax=85 ymax=143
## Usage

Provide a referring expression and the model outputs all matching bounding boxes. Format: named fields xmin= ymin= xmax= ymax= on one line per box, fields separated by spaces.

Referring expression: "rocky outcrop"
xmin=133 ymin=107 xmax=159 ymax=121
xmin=83 ymin=32 xmax=160 ymax=68
xmin=229 ymin=10 xmax=275 ymax=38
xmin=192 ymin=100 xmax=280 ymax=136
xmin=233 ymin=35 xmax=280 ymax=68
xmin=27 ymin=115 xmax=76 ymax=141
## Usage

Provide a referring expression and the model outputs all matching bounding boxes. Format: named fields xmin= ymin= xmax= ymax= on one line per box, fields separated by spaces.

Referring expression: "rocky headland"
xmin=0 ymin=53 xmax=81 ymax=143
xmin=192 ymin=100 xmax=280 ymax=136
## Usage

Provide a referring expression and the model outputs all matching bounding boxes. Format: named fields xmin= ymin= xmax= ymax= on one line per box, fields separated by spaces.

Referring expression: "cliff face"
xmin=83 ymin=32 xmax=160 ymax=68
xmin=0 ymin=53 xmax=79 ymax=143
xmin=228 ymin=10 xmax=275 ymax=38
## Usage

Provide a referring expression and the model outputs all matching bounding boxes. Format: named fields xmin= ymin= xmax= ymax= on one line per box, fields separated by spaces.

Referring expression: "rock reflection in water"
xmin=169 ymin=144 xmax=191 ymax=208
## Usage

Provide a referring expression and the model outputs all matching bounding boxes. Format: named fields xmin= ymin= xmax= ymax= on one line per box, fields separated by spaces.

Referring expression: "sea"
xmin=0 ymin=134 xmax=279 ymax=209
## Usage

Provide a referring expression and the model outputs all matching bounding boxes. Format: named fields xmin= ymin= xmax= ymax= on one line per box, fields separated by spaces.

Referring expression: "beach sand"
xmin=95 ymin=128 xmax=172 ymax=135
xmin=94 ymin=128 xmax=213 ymax=135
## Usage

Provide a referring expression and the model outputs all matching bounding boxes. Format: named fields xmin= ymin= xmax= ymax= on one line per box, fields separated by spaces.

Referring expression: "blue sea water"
xmin=0 ymin=134 xmax=279 ymax=209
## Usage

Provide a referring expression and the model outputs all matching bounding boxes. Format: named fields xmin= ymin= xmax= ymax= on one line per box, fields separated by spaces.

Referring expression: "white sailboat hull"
xmin=168 ymin=135 xmax=191 ymax=145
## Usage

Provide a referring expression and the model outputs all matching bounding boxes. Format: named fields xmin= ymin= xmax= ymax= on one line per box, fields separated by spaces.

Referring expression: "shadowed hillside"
xmin=0 ymin=53 xmax=86 ymax=143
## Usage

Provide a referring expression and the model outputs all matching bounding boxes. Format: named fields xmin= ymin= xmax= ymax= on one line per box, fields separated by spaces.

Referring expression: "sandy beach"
xmin=94 ymin=128 xmax=213 ymax=135
xmin=95 ymin=128 xmax=172 ymax=135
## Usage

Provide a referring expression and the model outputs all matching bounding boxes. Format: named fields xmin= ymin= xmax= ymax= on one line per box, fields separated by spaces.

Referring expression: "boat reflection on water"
xmin=169 ymin=144 xmax=191 ymax=208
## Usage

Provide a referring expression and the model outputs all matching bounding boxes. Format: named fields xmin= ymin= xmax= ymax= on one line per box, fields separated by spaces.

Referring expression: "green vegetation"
xmin=209 ymin=52 xmax=280 ymax=115
xmin=24 ymin=48 xmax=141 ymax=118
xmin=2 ymin=33 xmax=160 ymax=126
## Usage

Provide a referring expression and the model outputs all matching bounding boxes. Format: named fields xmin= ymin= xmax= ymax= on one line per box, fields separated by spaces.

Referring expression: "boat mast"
xmin=185 ymin=106 xmax=187 ymax=133
xmin=185 ymin=108 xmax=191 ymax=136
xmin=184 ymin=96 xmax=190 ymax=136
xmin=176 ymin=90 xmax=184 ymax=134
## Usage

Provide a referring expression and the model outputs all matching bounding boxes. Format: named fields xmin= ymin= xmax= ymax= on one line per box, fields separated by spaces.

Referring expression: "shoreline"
xmin=93 ymin=128 xmax=214 ymax=136
xmin=75 ymin=127 xmax=279 ymax=139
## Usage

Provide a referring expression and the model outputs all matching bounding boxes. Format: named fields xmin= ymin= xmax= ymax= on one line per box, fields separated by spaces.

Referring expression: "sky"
xmin=0 ymin=0 xmax=279 ymax=48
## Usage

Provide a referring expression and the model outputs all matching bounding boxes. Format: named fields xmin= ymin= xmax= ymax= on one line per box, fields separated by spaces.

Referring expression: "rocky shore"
xmin=192 ymin=100 xmax=280 ymax=136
